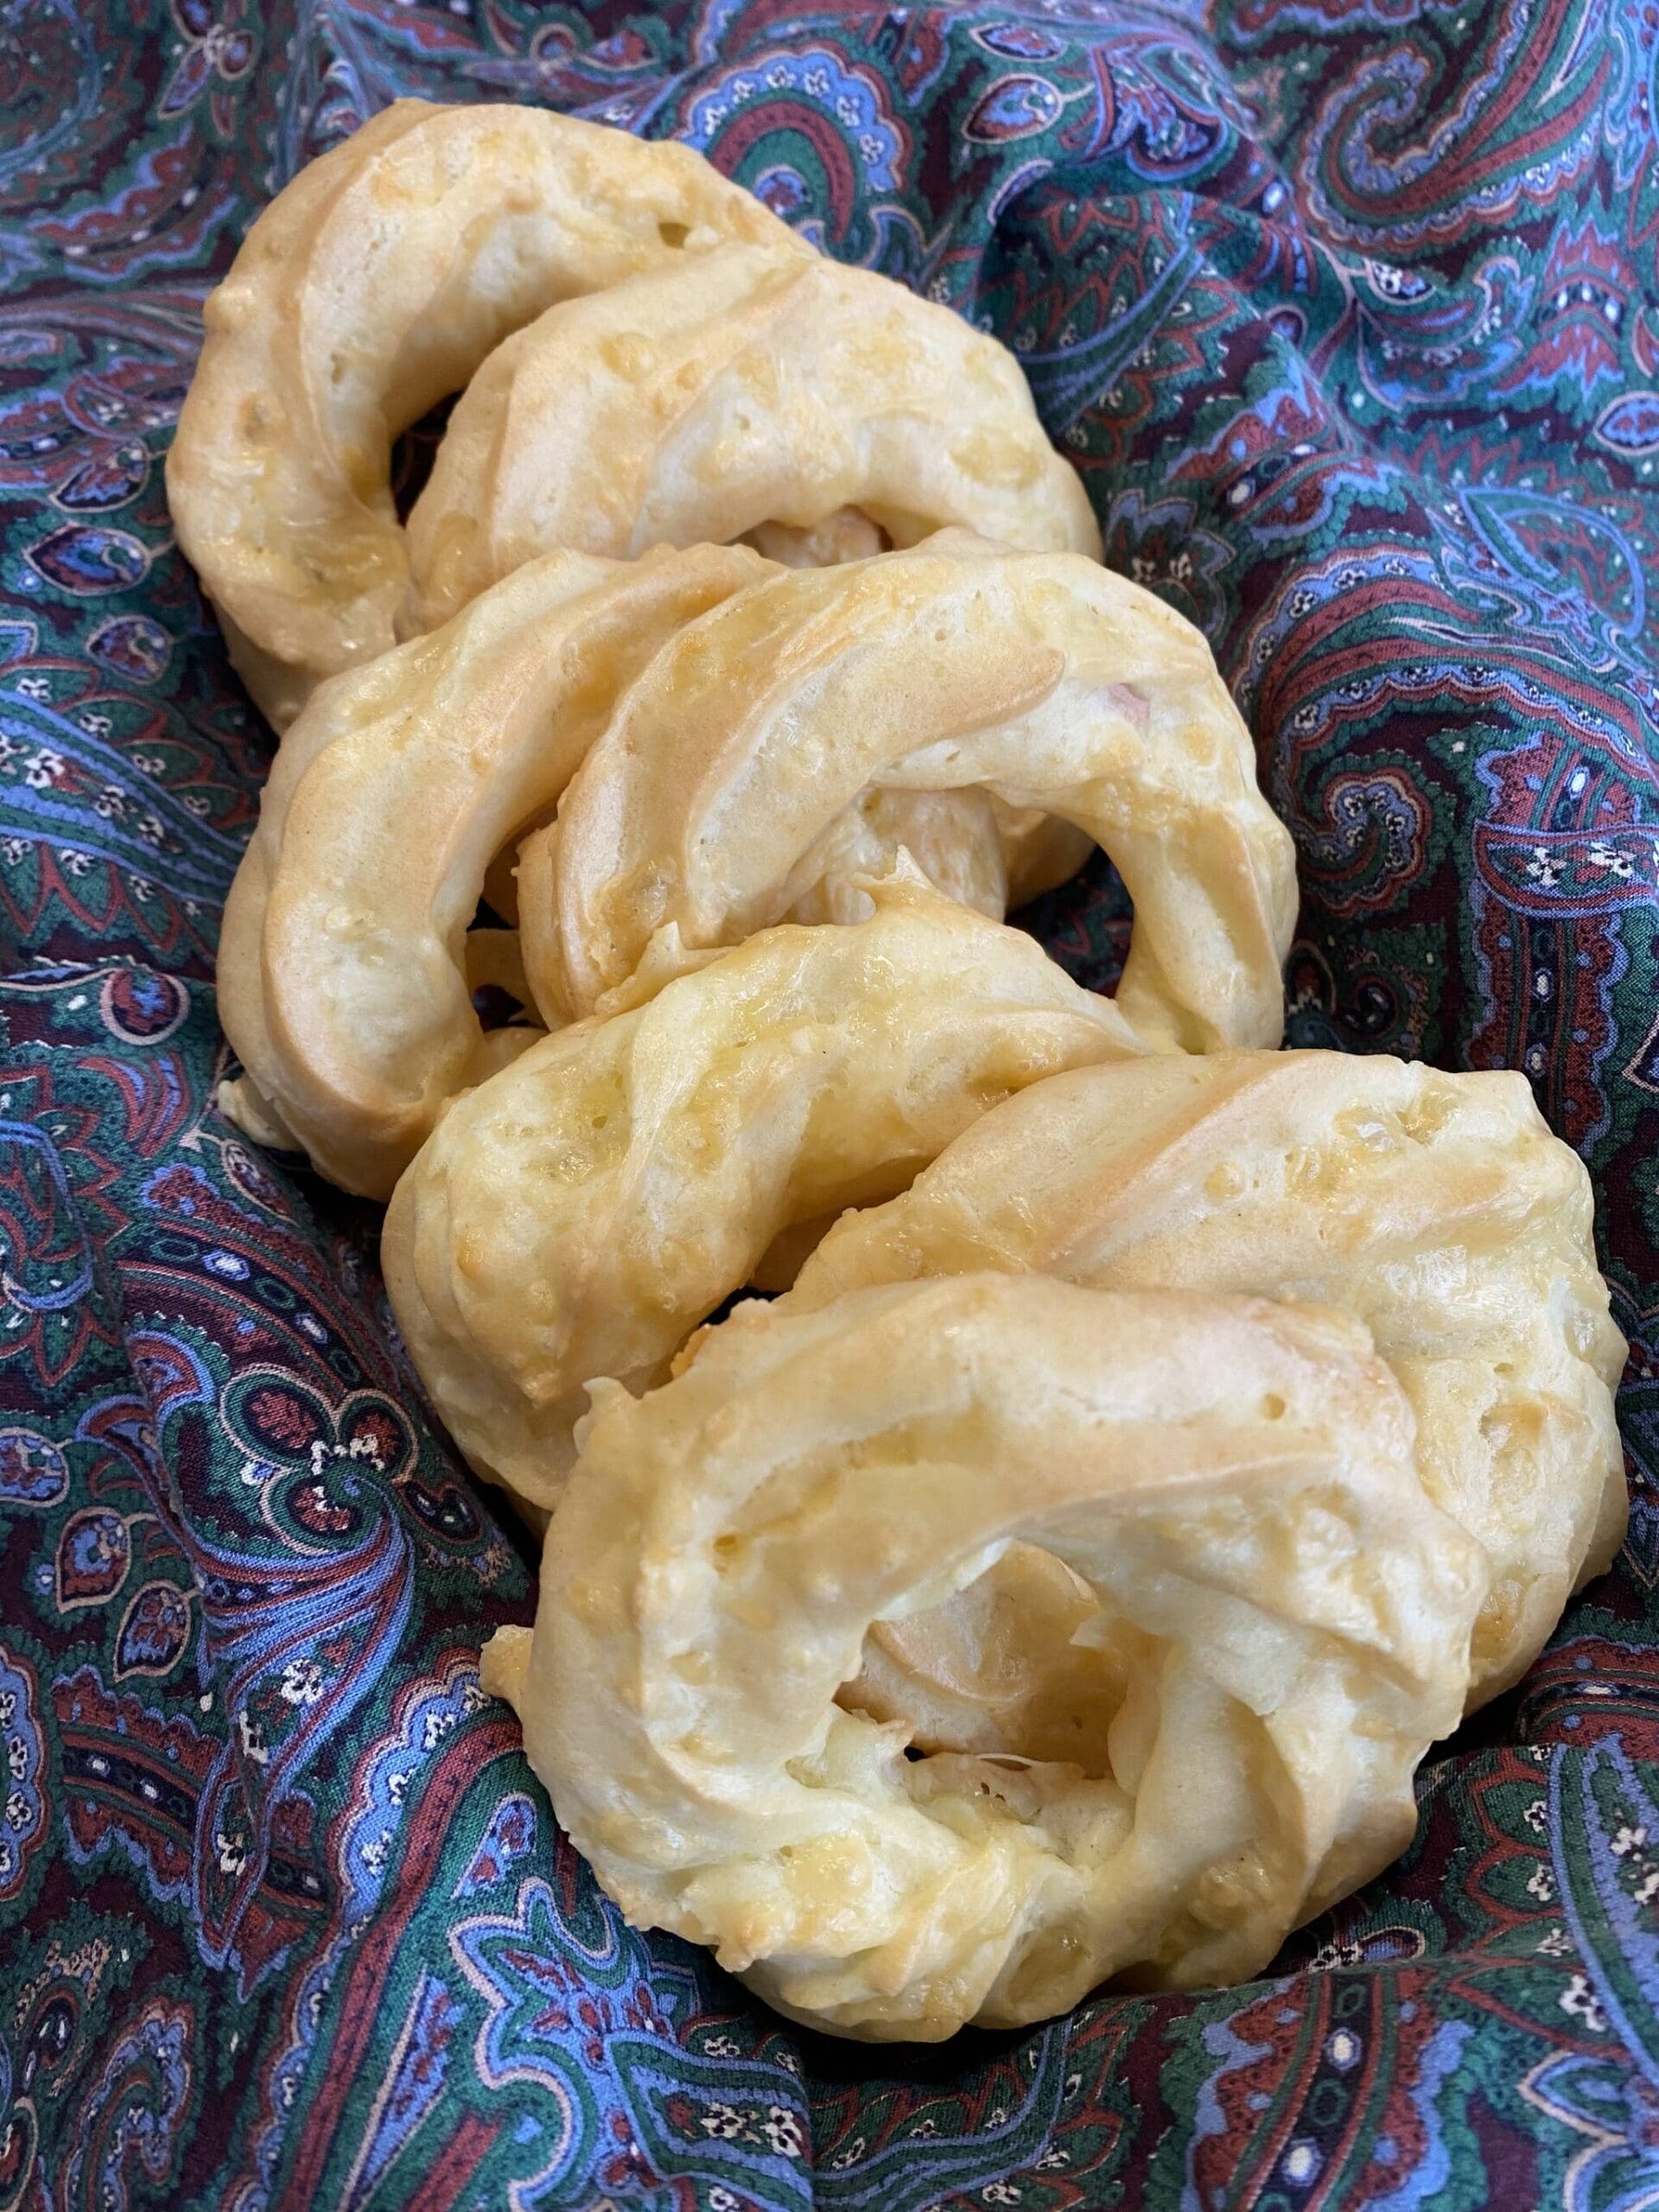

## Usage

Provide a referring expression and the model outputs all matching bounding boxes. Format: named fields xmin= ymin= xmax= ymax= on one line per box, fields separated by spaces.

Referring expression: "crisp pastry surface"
xmin=216 ymin=543 xmax=769 ymax=1198
xmin=529 ymin=531 xmax=1298 ymax=1050
xmin=215 ymin=541 xmax=1066 ymax=1197
xmin=779 ymin=1049 xmax=1629 ymax=1708
xmin=163 ymin=98 xmax=801 ymax=728
xmin=381 ymin=871 xmax=1149 ymax=1513
xmin=403 ymin=240 xmax=1101 ymax=632
xmin=486 ymin=1274 xmax=1484 ymax=2040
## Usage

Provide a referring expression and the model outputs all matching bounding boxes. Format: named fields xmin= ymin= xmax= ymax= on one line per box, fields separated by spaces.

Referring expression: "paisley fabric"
xmin=3 ymin=0 xmax=1657 ymax=2203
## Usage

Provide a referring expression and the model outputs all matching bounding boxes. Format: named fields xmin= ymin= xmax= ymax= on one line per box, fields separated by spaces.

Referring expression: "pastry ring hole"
xmin=840 ymin=1546 xmax=1128 ymax=1780
xmin=390 ymin=393 xmax=460 ymax=523
xmin=1258 ymin=1393 xmax=1287 ymax=1421
xmin=658 ymin=219 xmax=690 ymax=249
xmin=470 ymin=980 xmax=529 ymax=1032
xmin=465 ymin=894 xmax=531 ymax=1033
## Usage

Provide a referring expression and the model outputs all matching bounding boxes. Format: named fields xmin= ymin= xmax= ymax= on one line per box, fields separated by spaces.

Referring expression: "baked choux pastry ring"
xmin=216 ymin=543 xmax=769 ymax=1197
xmin=525 ymin=532 xmax=1298 ymax=1052
xmin=485 ymin=1274 xmax=1484 ymax=2040
xmin=166 ymin=99 xmax=803 ymax=728
xmin=781 ymin=1049 xmax=1628 ymax=1712
xmin=402 ymin=239 xmax=1101 ymax=632
xmin=382 ymin=870 xmax=1148 ymax=1510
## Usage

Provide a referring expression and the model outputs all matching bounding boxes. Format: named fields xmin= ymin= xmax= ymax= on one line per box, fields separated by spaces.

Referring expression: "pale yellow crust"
xmin=381 ymin=873 xmax=1150 ymax=1513
xmin=494 ymin=1275 xmax=1484 ymax=2039
xmin=216 ymin=543 xmax=771 ymax=1198
xmin=527 ymin=531 xmax=1299 ymax=1048
xmin=402 ymin=240 xmax=1101 ymax=631
xmin=777 ymin=1050 xmax=1629 ymax=1710
xmin=215 ymin=543 xmax=1076 ymax=1197
xmin=165 ymin=99 xmax=803 ymax=728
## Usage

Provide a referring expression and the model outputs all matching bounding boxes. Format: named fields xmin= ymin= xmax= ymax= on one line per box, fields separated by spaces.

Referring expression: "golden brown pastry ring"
xmin=484 ymin=1274 xmax=1484 ymax=2041
xmin=381 ymin=873 xmax=1147 ymax=1511
xmin=403 ymin=239 xmax=1101 ymax=632
xmin=524 ymin=533 xmax=1299 ymax=1051
xmin=779 ymin=1049 xmax=1629 ymax=1712
xmin=165 ymin=99 xmax=802 ymax=729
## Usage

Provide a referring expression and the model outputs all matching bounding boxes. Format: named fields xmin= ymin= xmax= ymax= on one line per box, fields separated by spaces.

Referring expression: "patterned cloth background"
xmin=2 ymin=1 xmax=1657 ymax=2205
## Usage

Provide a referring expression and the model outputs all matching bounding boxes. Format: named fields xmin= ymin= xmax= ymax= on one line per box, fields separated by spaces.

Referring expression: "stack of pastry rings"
xmin=173 ymin=99 xmax=1627 ymax=2042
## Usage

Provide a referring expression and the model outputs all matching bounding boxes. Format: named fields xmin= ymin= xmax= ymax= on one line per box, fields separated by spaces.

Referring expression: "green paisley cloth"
xmin=3 ymin=1 xmax=1658 ymax=2205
